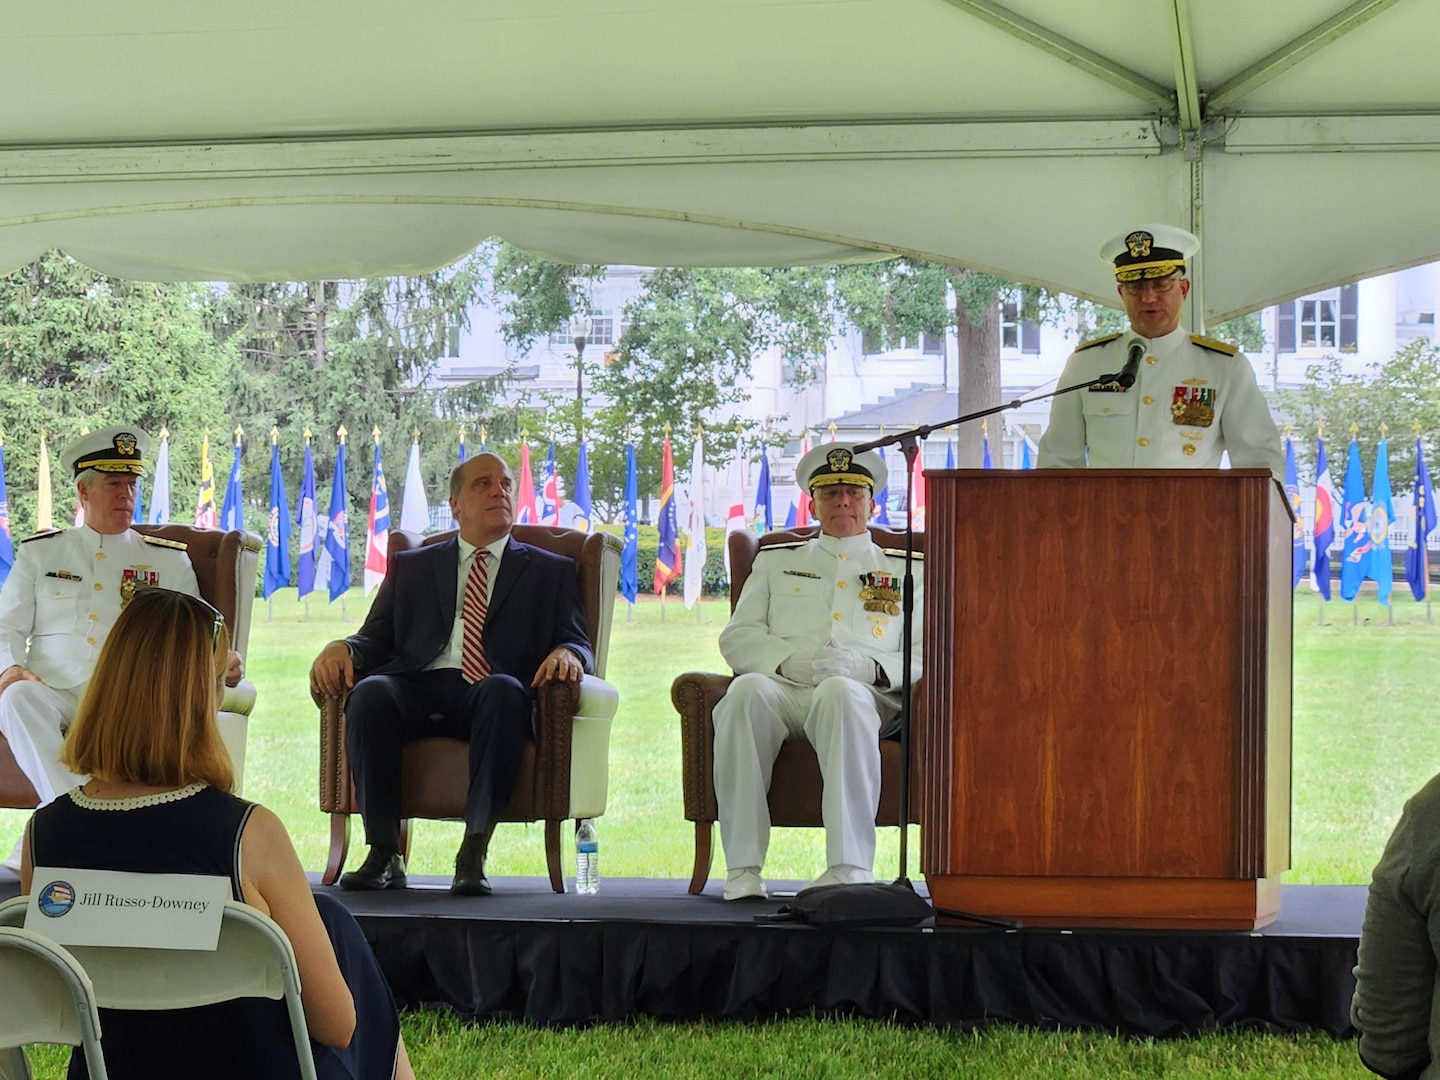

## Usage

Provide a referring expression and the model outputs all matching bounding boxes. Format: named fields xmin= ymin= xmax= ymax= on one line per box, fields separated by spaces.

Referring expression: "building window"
xmin=999 ymin=302 xmax=1041 ymax=353
xmin=1299 ymin=298 xmax=1338 ymax=348
xmin=548 ymin=313 xmax=614 ymax=349
xmin=443 ymin=322 xmax=461 ymax=359
xmin=861 ymin=329 xmax=944 ymax=355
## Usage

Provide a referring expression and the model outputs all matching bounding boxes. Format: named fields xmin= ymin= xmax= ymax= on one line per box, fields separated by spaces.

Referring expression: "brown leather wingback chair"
xmin=317 ymin=525 xmax=622 ymax=892
xmin=672 ymin=525 xmax=923 ymax=894
xmin=0 ymin=524 xmax=263 ymax=808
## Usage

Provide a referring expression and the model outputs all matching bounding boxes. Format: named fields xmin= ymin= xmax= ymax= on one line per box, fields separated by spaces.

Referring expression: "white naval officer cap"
xmin=1099 ymin=224 xmax=1200 ymax=282
xmin=60 ymin=426 xmax=151 ymax=478
xmin=795 ymin=441 xmax=888 ymax=495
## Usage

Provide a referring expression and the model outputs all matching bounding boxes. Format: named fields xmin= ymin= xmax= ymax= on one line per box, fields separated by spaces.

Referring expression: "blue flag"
xmin=324 ymin=443 xmax=351 ymax=602
xmin=1284 ymin=436 xmax=1306 ymax=588
xmin=0 ymin=444 xmax=13 ymax=588
xmin=1021 ymin=440 xmax=1033 ymax=470
xmin=540 ymin=443 xmax=560 ymax=525
xmin=981 ymin=436 xmax=993 ymax=470
xmin=1369 ymin=438 xmax=1395 ymax=606
xmin=148 ymin=436 xmax=171 ymax=525
xmin=946 ymin=442 xmax=955 ymax=469
xmin=1406 ymin=437 xmax=1436 ymax=601
xmin=784 ymin=501 xmax=797 ymax=528
xmin=620 ymin=443 xmax=639 ymax=604
xmin=1340 ymin=439 xmax=1370 ymax=601
xmin=458 ymin=432 xmax=467 ymax=464
xmin=262 ymin=442 xmax=291 ymax=599
xmin=220 ymin=439 xmax=244 ymax=532
xmin=132 ymin=473 xmax=145 ymax=524
xmin=1312 ymin=436 xmax=1335 ymax=601
xmin=753 ymin=448 xmax=774 ymax=532
xmin=295 ymin=442 xmax=318 ymax=600
xmin=572 ymin=442 xmax=593 ymax=532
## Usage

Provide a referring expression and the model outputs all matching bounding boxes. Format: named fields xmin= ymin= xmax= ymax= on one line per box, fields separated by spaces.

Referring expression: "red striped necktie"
xmin=460 ymin=550 xmax=492 ymax=683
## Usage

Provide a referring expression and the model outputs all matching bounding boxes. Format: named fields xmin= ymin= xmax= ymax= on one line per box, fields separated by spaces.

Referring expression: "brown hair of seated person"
xmin=60 ymin=587 xmax=234 ymax=791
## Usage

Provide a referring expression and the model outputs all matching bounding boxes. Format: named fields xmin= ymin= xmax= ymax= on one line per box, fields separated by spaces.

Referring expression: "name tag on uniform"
xmin=782 ymin=570 xmax=821 ymax=579
xmin=43 ymin=571 xmax=83 ymax=582
xmin=26 ymin=867 xmax=229 ymax=950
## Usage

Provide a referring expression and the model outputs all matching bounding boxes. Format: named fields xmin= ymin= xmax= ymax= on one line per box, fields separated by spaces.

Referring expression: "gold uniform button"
xmin=93 ymin=583 xmax=103 ymax=591
xmin=837 ymin=580 xmax=847 ymax=589
xmin=1101 ymin=407 xmax=1110 ymax=415
xmin=1138 ymin=438 xmax=1149 ymax=447
xmin=95 ymin=552 xmax=106 ymax=561
xmin=833 ymin=613 xmax=842 ymax=622
xmin=86 ymin=637 xmax=95 ymax=645
xmin=1142 ymin=396 xmax=1153 ymax=405
xmin=88 ymin=614 xmax=98 ymax=622
xmin=1146 ymin=355 xmax=1157 ymax=364
xmin=837 ymin=555 xmax=847 ymax=561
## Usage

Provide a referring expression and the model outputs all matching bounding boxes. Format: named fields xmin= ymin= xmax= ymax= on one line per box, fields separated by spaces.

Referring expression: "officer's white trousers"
xmin=712 ymin=673 xmax=895 ymax=873
xmin=0 ymin=681 xmax=85 ymax=807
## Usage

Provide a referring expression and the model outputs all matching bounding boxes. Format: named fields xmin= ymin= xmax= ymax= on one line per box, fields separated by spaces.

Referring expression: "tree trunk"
xmin=951 ymin=268 xmax=1002 ymax=468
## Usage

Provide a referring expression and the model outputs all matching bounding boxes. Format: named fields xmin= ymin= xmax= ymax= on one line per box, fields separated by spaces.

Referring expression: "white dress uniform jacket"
xmin=1037 ymin=325 xmax=1285 ymax=479
xmin=719 ymin=532 xmax=922 ymax=705
xmin=0 ymin=526 xmax=198 ymax=689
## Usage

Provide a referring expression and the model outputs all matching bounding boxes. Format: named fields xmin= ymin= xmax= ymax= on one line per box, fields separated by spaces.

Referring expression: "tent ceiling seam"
xmin=1206 ymin=0 xmax=1408 ymax=114
xmin=1169 ymin=0 xmax=1202 ymax=133
xmin=934 ymin=0 xmax=1173 ymax=111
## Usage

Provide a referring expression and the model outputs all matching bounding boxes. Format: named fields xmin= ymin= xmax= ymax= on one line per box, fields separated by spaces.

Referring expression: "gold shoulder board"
xmin=881 ymin=548 xmax=925 ymax=561
xmin=757 ymin=540 xmax=808 ymax=554
xmin=1190 ymin=333 xmax=1239 ymax=356
xmin=142 ymin=535 xmax=189 ymax=551
xmin=1075 ymin=332 xmax=1122 ymax=352
xmin=20 ymin=528 xmax=62 ymax=544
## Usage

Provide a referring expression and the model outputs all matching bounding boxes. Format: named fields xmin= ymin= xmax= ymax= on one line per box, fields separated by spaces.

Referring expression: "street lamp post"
xmin=570 ymin=313 xmax=593 ymax=436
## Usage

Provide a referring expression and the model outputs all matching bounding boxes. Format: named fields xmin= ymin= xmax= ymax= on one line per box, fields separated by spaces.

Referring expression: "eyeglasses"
xmin=139 ymin=588 xmax=226 ymax=649
xmin=1119 ymin=278 xmax=1181 ymax=297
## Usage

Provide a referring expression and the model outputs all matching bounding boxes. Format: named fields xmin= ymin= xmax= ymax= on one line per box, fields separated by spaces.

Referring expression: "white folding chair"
xmin=0 ymin=897 xmax=315 ymax=1080
xmin=0 ymin=926 xmax=108 ymax=1080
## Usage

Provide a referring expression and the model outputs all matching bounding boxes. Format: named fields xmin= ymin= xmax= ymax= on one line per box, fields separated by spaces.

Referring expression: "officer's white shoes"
xmin=809 ymin=864 xmax=874 ymax=889
xmin=722 ymin=866 xmax=768 ymax=901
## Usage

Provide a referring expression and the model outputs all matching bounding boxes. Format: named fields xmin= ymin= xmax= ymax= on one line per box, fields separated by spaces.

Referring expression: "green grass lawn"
xmin=7 ymin=584 xmax=1429 ymax=1077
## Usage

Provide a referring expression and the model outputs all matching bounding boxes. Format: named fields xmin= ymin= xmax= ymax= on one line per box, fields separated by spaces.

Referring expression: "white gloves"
xmin=811 ymin=649 xmax=874 ymax=683
xmin=780 ymin=647 xmax=878 ymax=686
xmin=779 ymin=647 xmax=833 ymax=686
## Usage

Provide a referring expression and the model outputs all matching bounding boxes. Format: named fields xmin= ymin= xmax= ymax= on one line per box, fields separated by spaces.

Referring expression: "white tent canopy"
xmin=4 ymin=1 xmax=1438 ymax=323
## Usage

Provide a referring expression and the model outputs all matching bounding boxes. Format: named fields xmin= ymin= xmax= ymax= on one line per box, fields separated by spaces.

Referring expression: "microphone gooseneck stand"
xmin=851 ymin=359 xmax=1141 ymax=930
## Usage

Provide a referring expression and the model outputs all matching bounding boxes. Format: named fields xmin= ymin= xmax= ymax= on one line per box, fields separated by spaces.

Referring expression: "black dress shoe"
xmin=451 ymin=832 xmax=493 ymax=896
xmin=339 ymin=846 xmax=406 ymax=891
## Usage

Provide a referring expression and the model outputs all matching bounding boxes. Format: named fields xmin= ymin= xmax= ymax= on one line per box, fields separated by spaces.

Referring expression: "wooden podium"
xmin=919 ymin=469 xmax=1292 ymax=929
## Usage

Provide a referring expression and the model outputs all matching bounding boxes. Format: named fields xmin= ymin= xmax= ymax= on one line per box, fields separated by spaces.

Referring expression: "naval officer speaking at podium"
xmin=1037 ymin=224 xmax=1284 ymax=479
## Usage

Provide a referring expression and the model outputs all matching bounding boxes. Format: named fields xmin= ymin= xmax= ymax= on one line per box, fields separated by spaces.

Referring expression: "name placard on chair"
xmin=25 ymin=868 xmax=229 ymax=950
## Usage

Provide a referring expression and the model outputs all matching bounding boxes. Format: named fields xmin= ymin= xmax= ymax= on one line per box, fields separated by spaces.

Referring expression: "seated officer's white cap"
xmin=1099 ymin=224 xmax=1200 ymax=282
xmin=60 ymin=426 xmax=151 ymax=478
xmin=796 ymin=442 xmax=888 ymax=496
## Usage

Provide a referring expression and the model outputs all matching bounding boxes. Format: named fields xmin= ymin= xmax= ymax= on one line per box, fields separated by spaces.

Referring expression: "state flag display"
xmin=1284 ymin=435 xmax=1306 ymax=588
xmin=1406 ymin=435 xmax=1436 ymax=602
xmin=458 ymin=426 xmax=468 ymax=464
xmin=0 ymin=437 xmax=13 ymax=587
xmin=795 ymin=436 xmax=811 ymax=527
xmin=1339 ymin=437 xmax=1369 ymax=602
xmin=1020 ymin=439 xmax=1034 ymax=470
xmin=540 ymin=443 xmax=561 ymax=526
xmin=620 ymin=442 xmax=639 ymax=605
xmin=684 ymin=433 xmax=706 ymax=609
xmin=399 ymin=433 xmax=429 ymax=533
xmin=364 ymin=434 xmax=390 ymax=596
xmin=572 ymin=442 xmax=593 ymax=532
xmin=262 ymin=437 xmax=291 ymax=599
xmin=132 ymin=468 xmax=145 ymax=525
xmin=724 ymin=444 xmax=746 ymax=577
xmin=1369 ymin=437 xmax=1394 ymax=606
xmin=516 ymin=441 xmax=538 ymax=525
xmin=148 ymin=428 xmax=171 ymax=525
xmin=654 ymin=432 xmax=682 ymax=594
xmin=753 ymin=447 xmax=774 ymax=533
xmin=36 ymin=435 xmax=52 ymax=531
xmin=909 ymin=452 xmax=927 ymax=531
xmin=320 ymin=436 xmax=350 ymax=602
xmin=295 ymin=436 xmax=318 ymax=600
xmin=194 ymin=430 xmax=216 ymax=529
xmin=220 ymin=430 xmax=244 ymax=532
xmin=1311 ymin=434 xmax=1335 ymax=600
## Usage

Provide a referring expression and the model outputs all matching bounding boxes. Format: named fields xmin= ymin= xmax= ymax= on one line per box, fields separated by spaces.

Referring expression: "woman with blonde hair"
xmin=20 ymin=587 xmax=416 ymax=1080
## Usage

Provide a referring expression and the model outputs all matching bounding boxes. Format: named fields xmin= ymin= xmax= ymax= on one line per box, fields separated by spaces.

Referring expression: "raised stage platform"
xmin=0 ymin=875 xmax=1363 ymax=1035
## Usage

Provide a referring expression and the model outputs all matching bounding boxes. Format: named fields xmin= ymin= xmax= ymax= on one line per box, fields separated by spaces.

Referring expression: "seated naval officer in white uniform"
xmin=1037 ymin=224 xmax=1284 ymax=479
xmin=0 ymin=426 xmax=241 ymax=872
xmin=712 ymin=443 xmax=923 ymax=901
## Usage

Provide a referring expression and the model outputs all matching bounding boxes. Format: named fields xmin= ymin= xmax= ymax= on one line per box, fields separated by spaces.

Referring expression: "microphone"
xmin=1115 ymin=336 xmax=1146 ymax=388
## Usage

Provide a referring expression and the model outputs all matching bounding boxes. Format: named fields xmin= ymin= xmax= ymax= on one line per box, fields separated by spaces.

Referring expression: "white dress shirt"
xmin=426 ymin=534 xmax=509 ymax=672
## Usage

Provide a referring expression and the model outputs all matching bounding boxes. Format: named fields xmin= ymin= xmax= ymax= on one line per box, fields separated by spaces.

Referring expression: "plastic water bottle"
xmin=575 ymin=819 xmax=599 ymax=895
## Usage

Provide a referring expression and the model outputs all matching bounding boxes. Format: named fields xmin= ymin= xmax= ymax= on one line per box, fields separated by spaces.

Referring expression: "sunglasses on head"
xmin=138 ymin=588 xmax=226 ymax=649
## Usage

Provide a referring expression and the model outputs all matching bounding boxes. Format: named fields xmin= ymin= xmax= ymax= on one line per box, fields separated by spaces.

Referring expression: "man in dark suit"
xmin=309 ymin=452 xmax=592 ymax=895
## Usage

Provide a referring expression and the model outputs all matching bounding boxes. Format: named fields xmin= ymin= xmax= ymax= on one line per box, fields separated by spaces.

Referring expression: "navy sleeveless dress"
xmin=29 ymin=783 xmax=400 ymax=1080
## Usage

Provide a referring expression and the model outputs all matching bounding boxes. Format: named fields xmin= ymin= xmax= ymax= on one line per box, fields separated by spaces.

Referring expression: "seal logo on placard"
xmin=37 ymin=880 xmax=76 ymax=918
